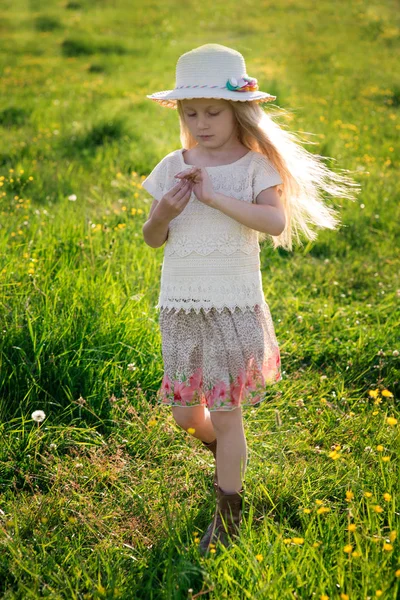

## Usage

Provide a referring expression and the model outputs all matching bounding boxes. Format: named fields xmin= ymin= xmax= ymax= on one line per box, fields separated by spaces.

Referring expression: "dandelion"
xmin=313 ymin=541 xmax=322 ymax=548
xmin=348 ymin=523 xmax=357 ymax=532
xmin=381 ymin=389 xmax=393 ymax=397
xmin=373 ymin=505 xmax=383 ymax=513
xmin=389 ymin=531 xmax=397 ymax=542
xmin=376 ymin=445 xmax=384 ymax=452
xmin=148 ymin=419 xmax=157 ymax=427
xmin=317 ymin=507 xmax=330 ymax=514
xmin=372 ymin=410 xmax=379 ymax=415
xmin=383 ymin=493 xmax=391 ymax=502
xmin=395 ymin=569 xmax=400 ymax=577
xmin=382 ymin=456 xmax=390 ymax=462
xmin=345 ymin=490 xmax=354 ymax=502
xmin=364 ymin=491 xmax=373 ymax=498
xmin=292 ymin=537 xmax=304 ymax=545
xmin=386 ymin=416 xmax=397 ymax=426
xmin=352 ymin=551 xmax=361 ymax=557
xmin=368 ymin=389 xmax=380 ymax=398
xmin=32 ymin=410 xmax=46 ymax=423
xmin=187 ymin=427 xmax=196 ymax=435
xmin=283 ymin=538 xmax=292 ymax=544
xmin=255 ymin=554 xmax=263 ymax=562
xmin=340 ymin=594 xmax=349 ymax=600
xmin=320 ymin=595 xmax=329 ymax=600
xmin=343 ymin=544 xmax=353 ymax=554
xmin=315 ymin=499 xmax=324 ymax=505
xmin=303 ymin=508 xmax=311 ymax=514
xmin=375 ymin=591 xmax=383 ymax=598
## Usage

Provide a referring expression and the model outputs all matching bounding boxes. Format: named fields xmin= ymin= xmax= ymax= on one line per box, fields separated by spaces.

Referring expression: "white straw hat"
xmin=146 ymin=43 xmax=276 ymax=109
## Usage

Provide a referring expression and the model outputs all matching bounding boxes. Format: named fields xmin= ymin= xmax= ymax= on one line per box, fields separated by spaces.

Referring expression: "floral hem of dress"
xmin=156 ymin=348 xmax=281 ymax=411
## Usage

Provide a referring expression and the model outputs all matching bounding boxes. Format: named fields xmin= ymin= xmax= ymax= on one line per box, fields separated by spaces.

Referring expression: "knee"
xmin=210 ymin=406 xmax=243 ymax=434
xmin=171 ymin=406 xmax=205 ymax=431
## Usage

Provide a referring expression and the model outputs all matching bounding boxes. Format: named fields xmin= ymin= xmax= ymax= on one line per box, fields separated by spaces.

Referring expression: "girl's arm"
xmin=142 ymin=200 xmax=170 ymax=248
xmin=209 ymin=187 xmax=286 ymax=236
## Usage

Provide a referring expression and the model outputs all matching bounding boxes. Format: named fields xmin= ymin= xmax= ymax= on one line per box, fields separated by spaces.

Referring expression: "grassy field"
xmin=0 ymin=0 xmax=399 ymax=598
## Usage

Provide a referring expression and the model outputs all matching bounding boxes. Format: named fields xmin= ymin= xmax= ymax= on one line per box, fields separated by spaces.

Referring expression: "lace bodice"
xmin=142 ymin=148 xmax=283 ymax=313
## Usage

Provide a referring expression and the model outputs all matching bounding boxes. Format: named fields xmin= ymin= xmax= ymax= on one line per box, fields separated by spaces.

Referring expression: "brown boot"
xmin=198 ymin=484 xmax=244 ymax=556
xmin=201 ymin=439 xmax=218 ymax=491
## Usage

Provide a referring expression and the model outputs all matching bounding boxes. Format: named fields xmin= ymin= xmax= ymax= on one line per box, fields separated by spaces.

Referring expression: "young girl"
xmin=141 ymin=43 xmax=360 ymax=555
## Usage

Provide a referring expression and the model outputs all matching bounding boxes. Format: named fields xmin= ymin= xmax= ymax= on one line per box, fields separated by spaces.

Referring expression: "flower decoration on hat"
xmin=226 ymin=75 xmax=259 ymax=92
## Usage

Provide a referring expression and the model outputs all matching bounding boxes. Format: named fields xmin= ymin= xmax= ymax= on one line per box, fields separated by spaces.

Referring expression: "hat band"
xmin=175 ymin=76 xmax=259 ymax=93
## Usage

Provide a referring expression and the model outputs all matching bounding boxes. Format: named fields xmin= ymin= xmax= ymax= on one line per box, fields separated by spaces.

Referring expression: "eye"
xmin=186 ymin=112 xmax=220 ymax=117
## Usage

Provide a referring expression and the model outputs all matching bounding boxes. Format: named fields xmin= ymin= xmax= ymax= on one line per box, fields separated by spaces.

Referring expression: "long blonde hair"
xmin=176 ymin=99 xmax=361 ymax=252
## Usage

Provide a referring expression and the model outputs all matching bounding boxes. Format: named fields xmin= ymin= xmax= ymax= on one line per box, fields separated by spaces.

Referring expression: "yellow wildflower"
xmin=148 ymin=419 xmax=157 ymax=427
xmin=376 ymin=445 xmax=384 ymax=452
xmin=381 ymin=389 xmax=393 ymax=397
xmin=340 ymin=594 xmax=349 ymax=600
xmin=383 ymin=493 xmax=391 ymax=502
xmin=292 ymin=537 xmax=304 ymax=545
xmin=313 ymin=541 xmax=322 ymax=548
xmin=373 ymin=505 xmax=383 ymax=513
xmin=375 ymin=591 xmax=383 ymax=598
xmin=389 ymin=531 xmax=397 ymax=542
xmin=187 ymin=427 xmax=196 ymax=435
xmin=317 ymin=507 xmax=330 ymax=514
xmin=343 ymin=544 xmax=353 ymax=553
xmin=383 ymin=542 xmax=393 ymax=551
xmin=364 ymin=491 xmax=372 ymax=498
xmin=348 ymin=523 xmax=357 ymax=532
xmin=395 ymin=569 xmax=400 ymax=577
xmin=386 ymin=416 xmax=397 ymax=426
xmin=368 ymin=389 xmax=379 ymax=398
xmin=382 ymin=456 xmax=390 ymax=462
xmin=320 ymin=595 xmax=329 ymax=600
xmin=315 ymin=499 xmax=324 ymax=505
xmin=255 ymin=554 xmax=263 ymax=562
xmin=352 ymin=551 xmax=361 ymax=557
xmin=303 ymin=508 xmax=311 ymax=514
xmin=328 ymin=450 xmax=340 ymax=460
xmin=283 ymin=538 xmax=292 ymax=544
xmin=345 ymin=490 xmax=354 ymax=501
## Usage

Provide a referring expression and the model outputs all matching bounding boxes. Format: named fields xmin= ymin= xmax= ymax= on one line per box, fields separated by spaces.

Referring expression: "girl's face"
xmin=181 ymin=98 xmax=239 ymax=148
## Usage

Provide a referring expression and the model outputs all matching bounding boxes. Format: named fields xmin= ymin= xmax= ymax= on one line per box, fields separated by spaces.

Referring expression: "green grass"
xmin=0 ymin=0 xmax=399 ymax=598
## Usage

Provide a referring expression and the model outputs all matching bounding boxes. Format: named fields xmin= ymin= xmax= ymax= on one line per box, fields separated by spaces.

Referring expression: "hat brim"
xmin=146 ymin=89 xmax=276 ymax=109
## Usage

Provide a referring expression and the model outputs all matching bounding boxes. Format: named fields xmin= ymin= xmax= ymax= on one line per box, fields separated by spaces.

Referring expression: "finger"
xmin=175 ymin=180 xmax=190 ymax=197
xmin=176 ymin=167 xmax=199 ymax=179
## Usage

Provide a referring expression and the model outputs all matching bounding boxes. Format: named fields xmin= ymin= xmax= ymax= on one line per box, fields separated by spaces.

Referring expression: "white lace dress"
xmin=142 ymin=147 xmax=283 ymax=412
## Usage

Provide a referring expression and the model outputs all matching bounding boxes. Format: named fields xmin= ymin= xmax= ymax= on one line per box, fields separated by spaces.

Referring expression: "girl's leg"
xmin=171 ymin=405 xmax=217 ymax=444
xmin=209 ymin=406 xmax=247 ymax=494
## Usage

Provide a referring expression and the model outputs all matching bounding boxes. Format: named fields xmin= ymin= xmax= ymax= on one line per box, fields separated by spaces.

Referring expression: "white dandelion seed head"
xmin=68 ymin=194 xmax=77 ymax=201
xmin=32 ymin=410 xmax=46 ymax=423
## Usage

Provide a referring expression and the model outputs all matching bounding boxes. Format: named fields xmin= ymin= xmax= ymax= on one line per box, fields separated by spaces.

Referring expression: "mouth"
xmin=199 ymin=135 xmax=213 ymax=139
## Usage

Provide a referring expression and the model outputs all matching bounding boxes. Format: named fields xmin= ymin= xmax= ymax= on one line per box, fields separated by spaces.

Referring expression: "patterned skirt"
xmin=156 ymin=302 xmax=282 ymax=412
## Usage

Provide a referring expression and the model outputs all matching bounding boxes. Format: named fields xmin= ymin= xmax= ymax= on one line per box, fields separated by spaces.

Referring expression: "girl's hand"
xmin=156 ymin=178 xmax=194 ymax=221
xmin=175 ymin=167 xmax=217 ymax=207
